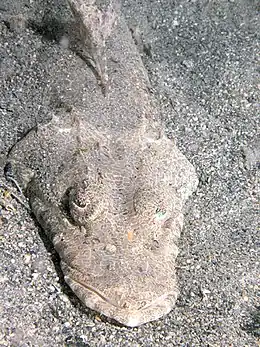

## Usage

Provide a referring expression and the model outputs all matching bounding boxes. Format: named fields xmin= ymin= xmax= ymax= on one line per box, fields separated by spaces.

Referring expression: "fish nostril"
xmin=138 ymin=301 xmax=147 ymax=310
xmin=122 ymin=302 xmax=130 ymax=309
xmin=122 ymin=300 xmax=147 ymax=310
xmin=151 ymin=239 xmax=160 ymax=250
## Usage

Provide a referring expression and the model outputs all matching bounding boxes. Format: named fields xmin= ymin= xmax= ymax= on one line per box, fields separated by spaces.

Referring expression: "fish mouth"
xmin=64 ymin=274 xmax=178 ymax=327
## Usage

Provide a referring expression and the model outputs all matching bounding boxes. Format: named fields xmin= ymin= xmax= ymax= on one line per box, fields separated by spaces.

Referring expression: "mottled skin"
xmin=7 ymin=2 xmax=198 ymax=327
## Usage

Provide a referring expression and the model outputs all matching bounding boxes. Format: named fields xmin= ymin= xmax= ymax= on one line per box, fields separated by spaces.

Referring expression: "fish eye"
xmin=163 ymin=218 xmax=173 ymax=230
xmin=69 ymin=187 xmax=94 ymax=224
xmin=154 ymin=207 xmax=167 ymax=222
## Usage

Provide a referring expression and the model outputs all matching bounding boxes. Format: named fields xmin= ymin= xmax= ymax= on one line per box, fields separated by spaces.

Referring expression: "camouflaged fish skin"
xmin=7 ymin=1 xmax=198 ymax=327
